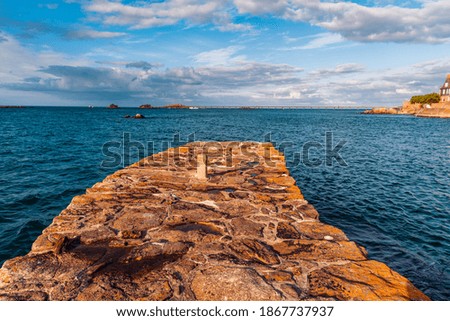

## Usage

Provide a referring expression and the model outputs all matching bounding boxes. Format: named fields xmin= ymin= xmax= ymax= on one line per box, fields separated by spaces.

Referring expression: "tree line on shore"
xmin=410 ymin=93 xmax=440 ymax=105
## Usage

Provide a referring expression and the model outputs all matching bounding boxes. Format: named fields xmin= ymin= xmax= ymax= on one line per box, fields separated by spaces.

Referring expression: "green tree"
xmin=410 ymin=93 xmax=440 ymax=104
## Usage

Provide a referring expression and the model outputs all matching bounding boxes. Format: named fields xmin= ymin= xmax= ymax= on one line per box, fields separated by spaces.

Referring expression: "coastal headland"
xmin=363 ymin=102 xmax=450 ymax=118
xmin=363 ymin=74 xmax=450 ymax=118
xmin=0 ymin=142 xmax=429 ymax=301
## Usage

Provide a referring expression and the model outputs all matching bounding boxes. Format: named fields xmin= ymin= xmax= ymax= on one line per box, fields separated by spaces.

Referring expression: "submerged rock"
xmin=0 ymin=142 xmax=429 ymax=301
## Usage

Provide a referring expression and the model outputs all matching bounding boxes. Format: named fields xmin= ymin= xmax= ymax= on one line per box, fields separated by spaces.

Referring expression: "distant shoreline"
xmin=0 ymin=105 xmax=367 ymax=109
xmin=362 ymin=102 xmax=450 ymax=119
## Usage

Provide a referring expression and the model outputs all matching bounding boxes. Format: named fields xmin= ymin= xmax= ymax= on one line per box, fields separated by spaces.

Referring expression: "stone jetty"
xmin=0 ymin=142 xmax=429 ymax=301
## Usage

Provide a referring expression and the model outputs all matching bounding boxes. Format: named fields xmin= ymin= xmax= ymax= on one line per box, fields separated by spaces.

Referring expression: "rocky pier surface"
xmin=0 ymin=142 xmax=429 ymax=301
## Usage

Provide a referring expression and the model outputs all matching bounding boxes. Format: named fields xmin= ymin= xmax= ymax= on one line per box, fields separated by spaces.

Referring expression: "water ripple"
xmin=0 ymin=107 xmax=448 ymax=300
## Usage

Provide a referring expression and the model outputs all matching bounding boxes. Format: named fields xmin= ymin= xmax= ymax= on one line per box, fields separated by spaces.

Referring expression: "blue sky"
xmin=0 ymin=0 xmax=449 ymax=106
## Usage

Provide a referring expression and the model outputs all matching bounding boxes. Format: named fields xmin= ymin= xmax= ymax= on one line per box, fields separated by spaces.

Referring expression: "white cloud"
xmin=284 ymin=0 xmax=450 ymax=43
xmin=212 ymin=12 xmax=252 ymax=32
xmin=314 ymin=59 xmax=450 ymax=105
xmin=0 ymin=32 xmax=76 ymax=82
xmin=2 ymin=31 xmax=450 ymax=106
xmin=396 ymin=88 xmax=417 ymax=95
xmin=233 ymin=0 xmax=287 ymax=15
xmin=7 ymin=53 xmax=447 ymax=106
xmin=77 ymin=0 xmax=450 ymax=43
xmin=66 ymin=29 xmax=127 ymax=39
xmin=38 ymin=3 xmax=59 ymax=10
xmin=310 ymin=63 xmax=366 ymax=77
xmin=193 ymin=46 xmax=246 ymax=66
xmin=1 ymin=41 xmax=306 ymax=105
xmin=125 ymin=61 xmax=161 ymax=71
xmin=83 ymin=0 xmax=249 ymax=32
xmin=288 ymin=33 xmax=345 ymax=50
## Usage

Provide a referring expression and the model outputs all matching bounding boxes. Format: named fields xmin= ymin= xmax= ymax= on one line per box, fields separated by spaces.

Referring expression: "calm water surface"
xmin=0 ymin=107 xmax=448 ymax=300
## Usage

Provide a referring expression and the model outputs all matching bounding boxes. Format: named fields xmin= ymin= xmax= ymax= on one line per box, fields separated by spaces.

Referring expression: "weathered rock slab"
xmin=0 ymin=142 xmax=429 ymax=301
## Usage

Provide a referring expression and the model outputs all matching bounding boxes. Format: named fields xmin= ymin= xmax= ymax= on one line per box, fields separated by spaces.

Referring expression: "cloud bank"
xmin=1 ymin=2 xmax=450 ymax=106
xmin=79 ymin=0 xmax=450 ymax=43
xmin=3 ymin=52 xmax=448 ymax=106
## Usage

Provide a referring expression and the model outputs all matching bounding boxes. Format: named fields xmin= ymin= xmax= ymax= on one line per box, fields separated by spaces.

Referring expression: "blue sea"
xmin=0 ymin=107 xmax=448 ymax=300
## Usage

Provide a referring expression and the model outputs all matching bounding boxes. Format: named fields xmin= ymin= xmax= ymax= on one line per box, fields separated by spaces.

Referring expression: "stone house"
xmin=440 ymin=74 xmax=450 ymax=102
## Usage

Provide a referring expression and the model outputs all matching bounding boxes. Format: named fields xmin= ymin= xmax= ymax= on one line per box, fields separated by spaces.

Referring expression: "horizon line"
xmin=1 ymin=105 xmax=380 ymax=109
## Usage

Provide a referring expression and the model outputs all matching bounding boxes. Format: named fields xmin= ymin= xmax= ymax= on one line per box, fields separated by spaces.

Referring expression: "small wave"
xmin=0 ymin=108 xmax=448 ymax=299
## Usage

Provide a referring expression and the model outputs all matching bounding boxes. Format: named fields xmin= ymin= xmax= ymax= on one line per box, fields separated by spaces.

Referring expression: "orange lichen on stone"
xmin=265 ymin=176 xmax=296 ymax=186
xmin=308 ymin=261 xmax=430 ymax=301
xmin=0 ymin=142 xmax=429 ymax=301
xmin=178 ymin=146 xmax=190 ymax=153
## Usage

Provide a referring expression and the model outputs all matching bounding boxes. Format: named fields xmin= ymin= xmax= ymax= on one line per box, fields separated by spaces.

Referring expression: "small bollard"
xmin=196 ymin=154 xmax=208 ymax=180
